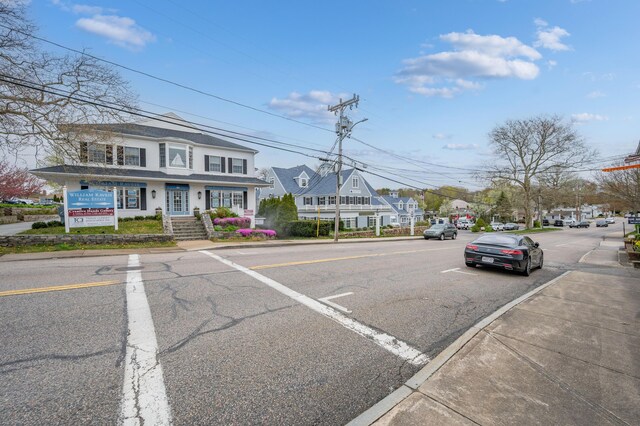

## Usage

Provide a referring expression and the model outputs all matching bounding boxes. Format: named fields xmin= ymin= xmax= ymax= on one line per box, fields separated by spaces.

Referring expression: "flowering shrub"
xmin=213 ymin=217 xmax=251 ymax=228
xmin=235 ymin=229 xmax=277 ymax=238
xmin=634 ymin=240 xmax=640 ymax=252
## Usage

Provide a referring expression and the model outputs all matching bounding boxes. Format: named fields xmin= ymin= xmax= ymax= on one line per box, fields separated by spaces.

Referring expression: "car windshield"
xmin=474 ymin=234 xmax=519 ymax=247
xmin=430 ymin=224 xmax=445 ymax=230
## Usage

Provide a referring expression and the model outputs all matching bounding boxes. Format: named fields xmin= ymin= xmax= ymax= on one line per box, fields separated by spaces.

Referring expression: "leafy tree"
xmin=483 ymin=115 xmax=596 ymax=228
xmin=375 ymin=188 xmax=391 ymax=195
xmin=0 ymin=2 xmax=136 ymax=163
xmin=494 ymin=191 xmax=513 ymax=222
xmin=0 ymin=161 xmax=43 ymax=200
xmin=275 ymin=193 xmax=298 ymax=232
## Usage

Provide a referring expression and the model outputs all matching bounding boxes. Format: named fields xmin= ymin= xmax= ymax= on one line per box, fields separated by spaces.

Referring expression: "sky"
xmin=21 ymin=0 xmax=640 ymax=190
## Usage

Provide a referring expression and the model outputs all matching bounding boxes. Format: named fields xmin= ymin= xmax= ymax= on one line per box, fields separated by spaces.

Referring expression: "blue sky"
xmin=26 ymin=0 xmax=640 ymax=190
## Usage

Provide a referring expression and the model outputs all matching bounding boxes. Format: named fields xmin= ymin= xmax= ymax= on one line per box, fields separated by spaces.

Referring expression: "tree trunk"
xmin=523 ymin=179 xmax=533 ymax=229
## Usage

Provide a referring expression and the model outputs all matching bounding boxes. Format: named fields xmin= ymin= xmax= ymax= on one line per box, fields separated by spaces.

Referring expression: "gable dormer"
xmin=295 ymin=171 xmax=309 ymax=188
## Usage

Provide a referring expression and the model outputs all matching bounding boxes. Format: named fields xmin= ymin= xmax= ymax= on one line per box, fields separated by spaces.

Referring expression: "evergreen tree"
xmin=494 ymin=191 xmax=513 ymax=222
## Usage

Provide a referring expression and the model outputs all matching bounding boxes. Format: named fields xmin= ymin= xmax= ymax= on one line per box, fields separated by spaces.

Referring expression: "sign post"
xmin=113 ymin=187 xmax=119 ymax=231
xmin=63 ymin=185 xmax=70 ymax=234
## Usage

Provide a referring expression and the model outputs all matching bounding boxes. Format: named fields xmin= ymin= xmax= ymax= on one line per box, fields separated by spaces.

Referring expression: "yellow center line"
xmin=0 ymin=280 xmax=122 ymax=297
xmin=250 ymin=246 xmax=459 ymax=270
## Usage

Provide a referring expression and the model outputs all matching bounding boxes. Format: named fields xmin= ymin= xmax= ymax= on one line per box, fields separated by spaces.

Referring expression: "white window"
xmin=352 ymin=177 xmax=359 ymax=188
xmin=329 ymin=196 xmax=336 ymax=205
xmin=368 ymin=216 xmax=376 ymax=227
xmin=232 ymin=158 xmax=243 ymax=174
xmin=113 ymin=188 xmax=140 ymax=210
xmin=300 ymin=178 xmax=308 ymax=187
xmin=169 ymin=145 xmax=187 ymax=168
xmin=268 ymin=177 xmax=275 ymax=188
xmin=124 ymin=147 xmax=140 ymax=166
xmin=344 ymin=218 xmax=355 ymax=228
xmin=211 ymin=191 xmax=244 ymax=209
xmin=209 ymin=156 xmax=222 ymax=172
xmin=232 ymin=192 xmax=244 ymax=208
xmin=317 ymin=196 xmax=326 ymax=205
xmin=303 ymin=197 xmax=313 ymax=205
xmin=88 ymin=143 xmax=106 ymax=163
xmin=398 ymin=202 xmax=403 ymax=209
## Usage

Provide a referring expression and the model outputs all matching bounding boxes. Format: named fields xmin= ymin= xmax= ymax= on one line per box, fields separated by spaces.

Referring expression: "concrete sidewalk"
xmin=354 ymin=269 xmax=640 ymax=425
xmin=0 ymin=235 xmax=424 ymax=261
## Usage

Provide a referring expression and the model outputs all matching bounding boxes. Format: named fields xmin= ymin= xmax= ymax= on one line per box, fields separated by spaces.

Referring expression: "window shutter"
xmin=205 ymin=190 xmax=211 ymax=210
xmin=189 ymin=147 xmax=193 ymax=169
xmin=242 ymin=159 xmax=247 ymax=175
xmin=80 ymin=142 xmax=88 ymax=163
xmin=117 ymin=146 xmax=124 ymax=165
xmin=140 ymin=148 xmax=146 ymax=167
xmin=228 ymin=158 xmax=233 ymax=174
xmin=140 ymin=188 xmax=147 ymax=211
xmin=159 ymin=143 xmax=166 ymax=167
xmin=220 ymin=157 xmax=226 ymax=173
xmin=204 ymin=155 xmax=210 ymax=172
xmin=106 ymin=145 xmax=113 ymax=164
xmin=243 ymin=191 xmax=248 ymax=209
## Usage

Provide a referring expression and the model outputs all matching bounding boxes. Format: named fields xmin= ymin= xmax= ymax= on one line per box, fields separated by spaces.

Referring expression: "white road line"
xmin=319 ymin=292 xmax=354 ymax=313
xmin=119 ymin=254 xmax=172 ymax=426
xmin=578 ymin=249 xmax=595 ymax=263
xmin=453 ymin=270 xmax=477 ymax=276
xmin=199 ymin=251 xmax=429 ymax=366
xmin=440 ymin=268 xmax=460 ymax=273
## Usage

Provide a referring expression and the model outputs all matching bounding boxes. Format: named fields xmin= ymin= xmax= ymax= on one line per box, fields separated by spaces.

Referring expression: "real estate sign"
xmin=64 ymin=188 xmax=118 ymax=232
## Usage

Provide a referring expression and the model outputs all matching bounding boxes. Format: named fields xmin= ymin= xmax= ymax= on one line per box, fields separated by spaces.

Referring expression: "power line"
xmin=0 ymin=22 xmax=334 ymax=134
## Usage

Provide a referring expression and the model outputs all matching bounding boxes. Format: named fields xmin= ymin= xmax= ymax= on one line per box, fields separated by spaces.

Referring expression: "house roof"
xmin=380 ymin=195 xmax=424 ymax=216
xmin=271 ymin=165 xmax=317 ymax=193
xmin=67 ymin=122 xmax=258 ymax=153
xmin=30 ymin=165 xmax=270 ymax=186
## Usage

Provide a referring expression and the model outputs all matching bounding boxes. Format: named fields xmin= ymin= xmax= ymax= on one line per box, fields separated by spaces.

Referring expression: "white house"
xmin=380 ymin=191 xmax=424 ymax=225
xmin=259 ymin=165 xmax=394 ymax=228
xmin=31 ymin=113 xmax=269 ymax=223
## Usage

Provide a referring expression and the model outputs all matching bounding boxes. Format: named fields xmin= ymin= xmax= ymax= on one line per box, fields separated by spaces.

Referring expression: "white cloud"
xmin=432 ymin=133 xmax=452 ymax=140
xmin=76 ymin=15 xmax=156 ymax=50
xmin=571 ymin=113 xmax=608 ymax=123
xmin=72 ymin=4 xmax=104 ymax=14
xmin=534 ymin=19 xmax=571 ymax=51
xmin=547 ymin=60 xmax=557 ymax=69
xmin=443 ymin=143 xmax=479 ymax=150
xmin=395 ymin=30 xmax=541 ymax=98
xmin=268 ymin=90 xmax=349 ymax=122
xmin=586 ymin=90 xmax=606 ymax=99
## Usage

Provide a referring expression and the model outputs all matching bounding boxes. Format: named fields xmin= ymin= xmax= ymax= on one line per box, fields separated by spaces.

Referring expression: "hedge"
xmin=283 ymin=220 xmax=344 ymax=237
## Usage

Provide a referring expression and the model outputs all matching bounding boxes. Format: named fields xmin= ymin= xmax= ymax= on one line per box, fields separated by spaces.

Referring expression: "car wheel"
xmin=439 ymin=233 xmax=445 ymax=241
xmin=424 ymin=236 xmax=429 ymax=240
xmin=521 ymin=258 xmax=531 ymax=276
xmin=452 ymin=233 xmax=457 ymax=240
xmin=465 ymin=262 xmax=476 ymax=268
xmin=538 ymin=253 xmax=544 ymax=269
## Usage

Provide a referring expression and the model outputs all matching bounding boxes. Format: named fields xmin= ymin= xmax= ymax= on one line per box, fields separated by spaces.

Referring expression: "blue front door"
xmin=166 ymin=189 xmax=189 ymax=216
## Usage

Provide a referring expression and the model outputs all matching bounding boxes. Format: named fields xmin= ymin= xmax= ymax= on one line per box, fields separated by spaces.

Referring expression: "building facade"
xmin=31 ymin=113 xmax=269 ymax=223
xmin=380 ymin=191 xmax=424 ymax=225
xmin=259 ymin=165 xmax=395 ymax=228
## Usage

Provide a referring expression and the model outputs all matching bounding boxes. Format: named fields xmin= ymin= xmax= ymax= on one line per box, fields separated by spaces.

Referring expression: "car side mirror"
xmin=534 ymin=242 xmax=539 ymax=248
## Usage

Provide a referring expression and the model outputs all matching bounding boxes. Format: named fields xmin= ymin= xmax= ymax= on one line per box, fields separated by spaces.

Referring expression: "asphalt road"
xmin=0 ymin=223 xmax=626 ymax=425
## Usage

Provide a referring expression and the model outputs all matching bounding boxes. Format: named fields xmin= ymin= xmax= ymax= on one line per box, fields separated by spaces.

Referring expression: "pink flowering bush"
xmin=213 ymin=217 xmax=251 ymax=229
xmin=235 ymin=229 xmax=277 ymax=238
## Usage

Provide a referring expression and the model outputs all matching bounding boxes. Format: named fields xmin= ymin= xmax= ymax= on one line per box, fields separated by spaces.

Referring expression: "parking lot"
xmin=0 ymin=224 xmax=625 ymax=424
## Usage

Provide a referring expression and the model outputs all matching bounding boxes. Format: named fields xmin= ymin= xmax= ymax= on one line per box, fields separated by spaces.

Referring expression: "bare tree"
xmin=0 ymin=2 xmax=137 ymax=164
xmin=596 ymin=166 xmax=640 ymax=214
xmin=484 ymin=115 xmax=596 ymax=228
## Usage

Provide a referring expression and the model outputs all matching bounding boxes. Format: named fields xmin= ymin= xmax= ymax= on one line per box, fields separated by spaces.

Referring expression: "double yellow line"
xmin=0 ymin=280 xmax=121 ymax=297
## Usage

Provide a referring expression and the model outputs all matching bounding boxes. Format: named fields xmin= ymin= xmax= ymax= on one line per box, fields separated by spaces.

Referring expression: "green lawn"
xmin=20 ymin=219 xmax=163 ymax=235
xmin=0 ymin=241 xmax=176 ymax=255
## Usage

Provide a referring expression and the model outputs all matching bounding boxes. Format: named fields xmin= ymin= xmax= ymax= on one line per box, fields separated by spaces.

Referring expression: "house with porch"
xmin=259 ymin=165 xmax=394 ymax=228
xmin=31 ymin=113 xmax=269 ymax=227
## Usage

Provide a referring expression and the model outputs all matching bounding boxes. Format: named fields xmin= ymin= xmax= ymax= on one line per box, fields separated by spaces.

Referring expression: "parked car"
xmin=503 ymin=223 xmax=520 ymax=231
xmin=464 ymin=233 xmax=543 ymax=276
xmin=489 ymin=222 xmax=504 ymax=231
xmin=569 ymin=220 xmax=590 ymax=228
xmin=542 ymin=219 xmax=550 ymax=226
xmin=605 ymin=217 xmax=615 ymax=224
xmin=553 ymin=219 xmax=564 ymax=227
xmin=596 ymin=219 xmax=608 ymax=227
xmin=424 ymin=223 xmax=457 ymax=240
xmin=456 ymin=219 xmax=472 ymax=230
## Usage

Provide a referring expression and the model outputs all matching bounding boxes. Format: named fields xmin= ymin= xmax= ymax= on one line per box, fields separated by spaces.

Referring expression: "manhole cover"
xmin=115 ymin=266 xmax=144 ymax=271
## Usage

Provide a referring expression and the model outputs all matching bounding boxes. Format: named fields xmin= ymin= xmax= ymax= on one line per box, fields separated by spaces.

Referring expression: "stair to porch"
xmin=171 ymin=217 xmax=208 ymax=241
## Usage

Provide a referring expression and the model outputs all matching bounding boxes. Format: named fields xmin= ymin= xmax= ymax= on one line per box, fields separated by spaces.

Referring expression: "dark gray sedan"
xmin=464 ymin=233 xmax=543 ymax=276
xmin=424 ymin=223 xmax=457 ymax=240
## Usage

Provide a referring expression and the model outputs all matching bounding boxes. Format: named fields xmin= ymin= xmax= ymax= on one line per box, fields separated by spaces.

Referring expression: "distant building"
xmin=380 ymin=191 xmax=424 ymax=225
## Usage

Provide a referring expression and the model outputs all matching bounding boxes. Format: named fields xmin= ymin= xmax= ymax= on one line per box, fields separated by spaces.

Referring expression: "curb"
xmin=347 ymin=270 xmax=573 ymax=426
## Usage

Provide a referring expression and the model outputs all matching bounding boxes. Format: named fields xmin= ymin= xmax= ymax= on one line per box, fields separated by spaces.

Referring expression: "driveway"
xmin=0 ymin=222 xmax=35 ymax=236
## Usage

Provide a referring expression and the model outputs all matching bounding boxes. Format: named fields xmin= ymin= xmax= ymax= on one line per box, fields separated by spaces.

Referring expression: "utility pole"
xmin=328 ymin=94 xmax=362 ymax=242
